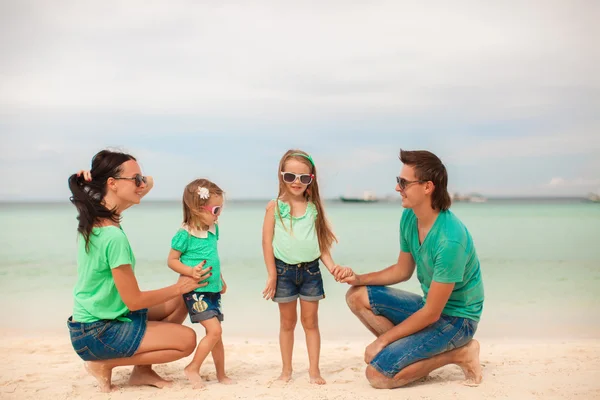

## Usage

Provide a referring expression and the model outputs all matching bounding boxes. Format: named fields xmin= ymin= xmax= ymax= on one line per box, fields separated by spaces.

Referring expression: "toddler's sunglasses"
xmin=281 ymin=172 xmax=314 ymax=185
xmin=201 ymin=205 xmax=222 ymax=215
xmin=114 ymin=174 xmax=147 ymax=187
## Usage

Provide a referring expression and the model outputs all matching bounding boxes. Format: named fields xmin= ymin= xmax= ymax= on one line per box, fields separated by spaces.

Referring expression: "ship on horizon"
xmin=339 ymin=191 xmax=379 ymax=203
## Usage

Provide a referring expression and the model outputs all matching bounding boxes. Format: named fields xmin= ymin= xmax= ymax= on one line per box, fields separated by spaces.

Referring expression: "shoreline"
xmin=1 ymin=330 xmax=599 ymax=399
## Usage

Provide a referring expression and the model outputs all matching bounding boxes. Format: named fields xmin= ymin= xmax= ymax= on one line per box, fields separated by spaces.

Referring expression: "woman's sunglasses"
xmin=281 ymin=172 xmax=314 ymax=185
xmin=201 ymin=205 xmax=222 ymax=216
xmin=396 ymin=176 xmax=427 ymax=191
xmin=114 ymin=174 xmax=147 ymax=187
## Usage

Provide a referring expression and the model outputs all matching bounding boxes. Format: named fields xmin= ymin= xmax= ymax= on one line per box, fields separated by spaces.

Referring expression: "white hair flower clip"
xmin=197 ymin=186 xmax=210 ymax=199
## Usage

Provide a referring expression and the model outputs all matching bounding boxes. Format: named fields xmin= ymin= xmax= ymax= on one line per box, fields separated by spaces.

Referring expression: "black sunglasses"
xmin=396 ymin=176 xmax=427 ymax=190
xmin=114 ymin=174 xmax=147 ymax=187
xmin=281 ymin=172 xmax=314 ymax=185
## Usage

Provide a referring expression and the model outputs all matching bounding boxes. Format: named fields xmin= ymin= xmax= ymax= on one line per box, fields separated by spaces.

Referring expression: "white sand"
xmin=1 ymin=330 xmax=599 ymax=400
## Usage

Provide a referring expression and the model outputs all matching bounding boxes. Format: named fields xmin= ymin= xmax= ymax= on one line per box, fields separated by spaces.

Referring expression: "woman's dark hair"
xmin=68 ymin=150 xmax=136 ymax=251
xmin=399 ymin=149 xmax=452 ymax=211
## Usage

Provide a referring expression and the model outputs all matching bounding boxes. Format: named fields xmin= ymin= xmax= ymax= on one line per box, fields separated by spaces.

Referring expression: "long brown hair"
xmin=276 ymin=149 xmax=337 ymax=253
xmin=399 ymin=149 xmax=451 ymax=211
xmin=182 ymin=178 xmax=224 ymax=231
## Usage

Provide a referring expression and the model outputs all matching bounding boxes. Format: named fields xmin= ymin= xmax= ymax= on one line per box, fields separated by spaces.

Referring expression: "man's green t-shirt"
xmin=400 ymin=208 xmax=484 ymax=321
xmin=72 ymin=226 xmax=136 ymax=322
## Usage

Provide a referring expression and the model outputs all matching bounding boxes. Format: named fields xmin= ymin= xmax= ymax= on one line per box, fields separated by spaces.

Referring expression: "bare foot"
xmin=456 ymin=340 xmax=483 ymax=386
xmin=217 ymin=374 xmax=236 ymax=384
xmin=184 ymin=364 xmax=206 ymax=389
xmin=277 ymin=369 xmax=293 ymax=382
xmin=84 ymin=361 xmax=114 ymax=393
xmin=129 ymin=365 xmax=173 ymax=388
xmin=309 ymin=369 xmax=326 ymax=385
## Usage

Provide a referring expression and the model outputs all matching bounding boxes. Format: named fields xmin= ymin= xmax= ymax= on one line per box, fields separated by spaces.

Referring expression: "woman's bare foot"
xmin=309 ymin=368 xmax=326 ymax=385
xmin=217 ymin=374 xmax=236 ymax=384
xmin=456 ymin=340 xmax=483 ymax=386
xmin=129 ymin=365 xmax=173 ymax=388
xmin=84 ymin=361 xmax=115 ymax=393
xmin=277 ymin=368 xmax=293 ymax=382
xmin=184 ymin=364 xmax=206 ymax=389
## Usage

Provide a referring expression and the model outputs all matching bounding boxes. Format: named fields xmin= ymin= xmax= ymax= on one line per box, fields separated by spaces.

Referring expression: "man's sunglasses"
xmin=114 ymin=174 xmax=147 ymax=187
xmin=201 ymin=205 xmax=222 ymax=216
xmin=396 ymin=176 xmax=427 ymax=191
xmin=281 ymin=172 xmax=314 ymax=185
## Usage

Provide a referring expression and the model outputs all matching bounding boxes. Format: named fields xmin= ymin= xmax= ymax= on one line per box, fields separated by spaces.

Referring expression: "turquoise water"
xmin=1 ymin=200 xmax=599 ymax=339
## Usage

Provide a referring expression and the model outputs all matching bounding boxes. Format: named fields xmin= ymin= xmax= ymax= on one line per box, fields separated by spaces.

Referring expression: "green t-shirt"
xmin=272 ymin=200 xmax=321 ymax=264
xmin=72 ymin=226 xmax=136 ymax=322
xmin=400 ymin=208 xmax=484 ymax=321
xmin=171 ymin=224 xmax=222 ymax=293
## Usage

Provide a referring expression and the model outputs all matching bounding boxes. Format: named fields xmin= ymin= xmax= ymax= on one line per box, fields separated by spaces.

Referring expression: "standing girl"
xmin=262 ymin=149 xmax=347 ymax=385
xmin=167 ymin=178 xmax=233 ymax=389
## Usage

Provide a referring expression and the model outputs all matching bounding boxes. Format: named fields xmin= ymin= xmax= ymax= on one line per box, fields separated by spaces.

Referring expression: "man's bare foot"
xmin=277 ymin=369 xmax=293 ymax=382
xmin=184 ymin=364 xmax=206 ymax=389
xmin=309 ymin=369 xmax=326 ymax=385
xmin=217 ymin=374 xmax=236 ymax=384
xmin=129 ymin=365 xmax=173 ymax=389
xmin=456 ymin=340 xmax=483 ymax=386
xmin=84 ymin=361 xmax=115 ymax=393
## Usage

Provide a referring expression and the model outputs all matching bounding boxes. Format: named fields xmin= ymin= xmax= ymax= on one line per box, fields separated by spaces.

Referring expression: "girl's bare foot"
xmin=217 ymin=374 xmax=236 ymax=384
xmin=277 ymin=369 xmax=293 ymax=382
xmin=309 ymin=368 xmax=326 ymax=385
xmin=456 ymin=340 xmax=483 ymax=386
xmin=129 ymin=365 xmax=173 ymax=388
xmin=184 ymin=364 xmax=206 ymax=389
xmin=84 ymin=361 xmax=115 ymax=393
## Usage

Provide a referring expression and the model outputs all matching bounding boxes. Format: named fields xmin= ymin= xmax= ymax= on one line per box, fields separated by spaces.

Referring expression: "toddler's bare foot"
xmin=84 ymin=361 xmax=115 ymax=393
xmin=309 ymin=369 xmax=326 ymax=385
xmin=217 ymin=374 xmax=236 ymax=384
xmin=456 ymin=340 xmax=483 ymax=386
xmin=184 ymin=364 xmax=206 ymax=389
xmin=129 ymin=365 xmax=173 ymax=388
xmin=277 ymin=369 xmax=293 ymax=382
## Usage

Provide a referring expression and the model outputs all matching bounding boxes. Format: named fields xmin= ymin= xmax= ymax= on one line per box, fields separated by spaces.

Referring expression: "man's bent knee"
xmin=346 ymin=286 xmax=368 ymax=311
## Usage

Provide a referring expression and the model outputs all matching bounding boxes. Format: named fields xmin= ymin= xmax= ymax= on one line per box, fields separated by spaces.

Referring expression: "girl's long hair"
xmin=276 ymin=149 xmax=337 ymax=253
xmin=68 ymin=150 xmax=136 ymax=251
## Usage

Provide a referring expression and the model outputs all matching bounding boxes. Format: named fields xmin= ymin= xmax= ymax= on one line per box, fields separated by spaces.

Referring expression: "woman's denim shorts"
xmin=367 ymin=286 xmax=478 ymax=378
xmin=67 ymin=309 xmax=148 ymax=361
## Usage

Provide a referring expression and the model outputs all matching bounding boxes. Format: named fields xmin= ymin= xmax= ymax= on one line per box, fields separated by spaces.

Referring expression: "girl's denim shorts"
xmin=67 ymin=309 xmax=148 ymax=361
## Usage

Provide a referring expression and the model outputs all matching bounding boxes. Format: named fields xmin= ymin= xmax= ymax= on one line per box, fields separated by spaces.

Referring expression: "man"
xmin=341 ymin=149 xmax=484 ymax=389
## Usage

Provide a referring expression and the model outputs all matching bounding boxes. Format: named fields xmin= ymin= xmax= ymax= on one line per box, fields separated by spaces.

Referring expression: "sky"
xmin=0 ymin=0 xmax=598 ymax=201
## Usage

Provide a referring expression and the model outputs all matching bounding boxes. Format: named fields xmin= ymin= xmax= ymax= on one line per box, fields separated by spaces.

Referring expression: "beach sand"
xmin=1 ymin=330 xmax=599 ymax=400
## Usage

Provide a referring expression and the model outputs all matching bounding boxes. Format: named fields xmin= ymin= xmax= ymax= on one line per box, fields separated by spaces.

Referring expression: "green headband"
xmin=290 ymin=153 xmax=315 ymax=167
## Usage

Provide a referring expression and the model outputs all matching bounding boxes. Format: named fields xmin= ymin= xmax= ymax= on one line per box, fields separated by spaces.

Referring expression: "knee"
xmin=366 ymin=365 xmax=393 ymax=389
xmin=206 ymin=323 xmax=223 ymax=339
xmin=181 ymin=327 xmax=197 ymax=356
xmin=300 ymin=314 xmax=318 ymax=330
xmin=346 ymin=286 xmax=366 ymax=311
xmin=280 ymin=316 xmax=297 ymax=332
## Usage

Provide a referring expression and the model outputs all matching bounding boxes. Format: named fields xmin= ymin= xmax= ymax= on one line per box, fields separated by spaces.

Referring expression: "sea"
xmin=1 ymin=199 xmax=599 ymax=341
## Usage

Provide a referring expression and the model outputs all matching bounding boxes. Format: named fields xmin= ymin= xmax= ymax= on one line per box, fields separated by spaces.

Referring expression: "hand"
xmin=176 ymin=271 xmax=211 ymax=295
xmin=331 ymin=265 xmax=352 ymax=282
xmin=364 ymin=338 xmax=386 ymax=364
xmin=220 ymin=280 xmax=227 ymax=294
xmin=191 ymin=260 xmax=209 ymax=280
xmin=341 ymin=268 xmax=361 ymax=286
xmin=262 ymin=275 xmax=276 ymax=300
xmin=76 ymin=170 xmax=92 ymax=182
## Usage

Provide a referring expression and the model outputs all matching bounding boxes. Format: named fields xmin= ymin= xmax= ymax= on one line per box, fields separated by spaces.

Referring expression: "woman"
xmin=67 ymin=149 xmax=211 ymax=392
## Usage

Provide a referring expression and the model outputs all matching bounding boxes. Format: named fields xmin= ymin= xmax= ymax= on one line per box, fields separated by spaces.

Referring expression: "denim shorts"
xmin=183 ymin=291 xmax=224 ymax=323
xmin=273 ymin=258 xmax=325 ymax=303
xmin=367 ymin=286 xmax=478 ymax=378
xmin=67 ymin=309 xmax=148 ymax=361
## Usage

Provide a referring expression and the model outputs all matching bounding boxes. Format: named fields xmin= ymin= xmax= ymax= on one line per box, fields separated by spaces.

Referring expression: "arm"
xmin=364 ymin=281 xmax=454 ymax=363
xmin=319 ymin=250 xmax=336 ymax=274
xmin=112 ymin=264 xmax=210 ymax=311
xmin=167 ymin=248 xmax=193 ymax=276
xmin=262 ymin=201 xmax=277 ymax=299
xmin=342 ymin=251 xmax=416 ymax=286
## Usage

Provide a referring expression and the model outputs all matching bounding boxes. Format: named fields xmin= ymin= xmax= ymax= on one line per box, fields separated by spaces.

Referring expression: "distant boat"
xmin=452 ymin=192 xmax=487 ymax=203
xmin=587 ymin=192 xmax=600 ymax=203
xmin=340 ymin=191 xmax=379 ymax=203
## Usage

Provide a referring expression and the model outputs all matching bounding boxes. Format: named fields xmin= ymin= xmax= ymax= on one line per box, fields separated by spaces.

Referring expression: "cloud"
xmin=546 ymin=177 xmax=600 ymax=187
